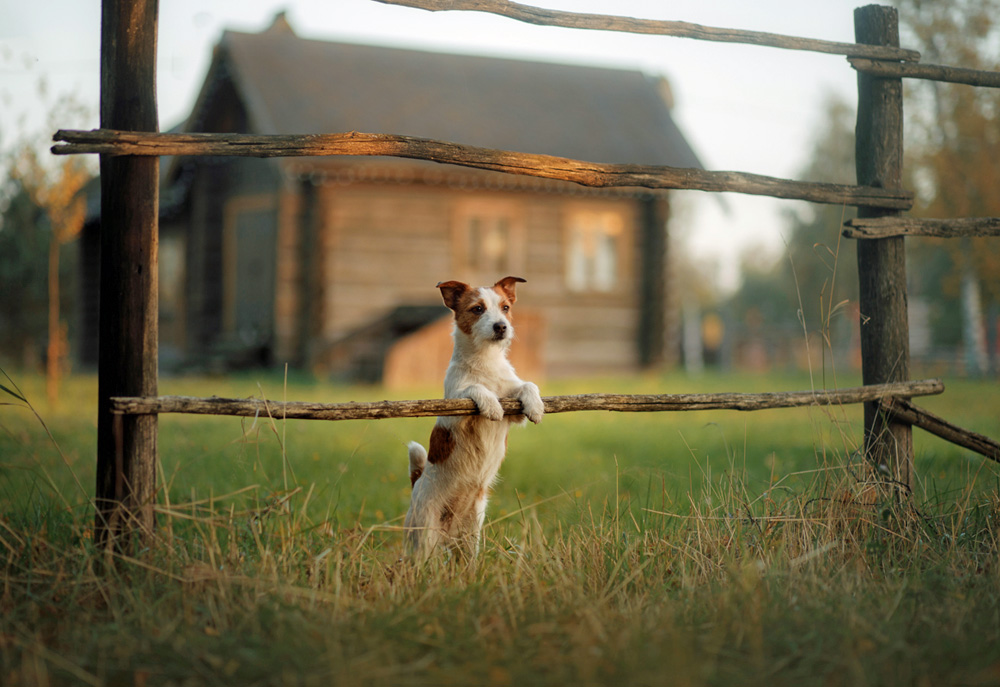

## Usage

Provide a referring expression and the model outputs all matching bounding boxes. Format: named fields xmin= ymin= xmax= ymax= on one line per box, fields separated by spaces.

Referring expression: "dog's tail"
xmin=407 ymin=441 xmax=427 ymax=487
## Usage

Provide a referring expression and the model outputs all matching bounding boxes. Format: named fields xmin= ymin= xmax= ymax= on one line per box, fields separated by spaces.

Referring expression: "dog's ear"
xmin=436 ymin=280 xmax=470 ymax=312
xmin=494 ymin=276 xmax=526 ymax=304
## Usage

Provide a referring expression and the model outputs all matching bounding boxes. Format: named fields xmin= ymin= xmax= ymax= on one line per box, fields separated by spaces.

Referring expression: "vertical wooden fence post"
xmin=95 ymin=0 xmax=160 ymax=548
xmin=854 ymin=5 xmax=913 ymax=491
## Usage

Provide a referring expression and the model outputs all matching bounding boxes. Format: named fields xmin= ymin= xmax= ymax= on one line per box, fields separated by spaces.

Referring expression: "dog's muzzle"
xmin=492 ymin=322 xmax=508 ymax=340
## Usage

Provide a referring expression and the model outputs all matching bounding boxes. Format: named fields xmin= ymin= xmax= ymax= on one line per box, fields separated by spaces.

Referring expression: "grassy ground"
xmin=2 ymin=368 xmax=999 ymax=686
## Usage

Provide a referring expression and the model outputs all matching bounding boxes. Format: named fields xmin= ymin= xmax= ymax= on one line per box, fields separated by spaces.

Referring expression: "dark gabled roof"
xmin=191 ymin=15 xmax=700 ymax=169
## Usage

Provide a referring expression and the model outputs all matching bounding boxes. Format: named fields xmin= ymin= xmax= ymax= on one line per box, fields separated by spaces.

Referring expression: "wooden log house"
xmin=77 ymin=12 xmax=701 ymax=384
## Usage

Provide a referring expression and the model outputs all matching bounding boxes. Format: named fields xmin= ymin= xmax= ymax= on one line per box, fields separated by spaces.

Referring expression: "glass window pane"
xmin=565 ymin=211 xmax=621 ymax=292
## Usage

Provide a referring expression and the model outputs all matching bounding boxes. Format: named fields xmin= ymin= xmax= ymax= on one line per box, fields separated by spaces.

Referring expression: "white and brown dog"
xmin=404 ymin=276 xmax=544 ymax=560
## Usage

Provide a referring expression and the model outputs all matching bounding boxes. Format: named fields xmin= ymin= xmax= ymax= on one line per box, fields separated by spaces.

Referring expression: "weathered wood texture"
xmin=854 ymin=6 xmax=913 ymax=490
xmin=95 ymin=0 xmax=160 ymax=548
xmin=844 ymin=216 xmax=1000 ymax=239
xmin=373 ymin=0 xmax=919 ymax=61
xmin=637 ymin=195 xmax=669 ymax=367
xmin=849 ymin=58 xmax=1000 ymax=89
xmin=109 ymin=379 xmax=944 ymax=420
xmin=52 ymin=129 xmax=914 ymax=210
xmin=317 ymin=187 xmax=639 ymax=379
xmin=882 ymin=398 xmax=1000 ymax=463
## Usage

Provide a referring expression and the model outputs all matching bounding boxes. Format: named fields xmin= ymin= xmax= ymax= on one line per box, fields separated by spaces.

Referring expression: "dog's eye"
xmin=502 ymin=305 xmax=510 ymax=313
xmin=471 ymin=305 xmax=485 ymax=315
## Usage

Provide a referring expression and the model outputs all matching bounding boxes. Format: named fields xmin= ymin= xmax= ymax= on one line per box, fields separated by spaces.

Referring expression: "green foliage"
xmin=0 ymin=182 xmax=50 ymax=358
xmin=726 ymin=95 xmax=859 ymax=371
xmin=731 ymin=1 xmax=1000 ymax=371
xmin=778 ymin=96 xmax=859 ymax=333
xmin=895 ymin=0 xmax=1000 ymax=338
xmin=1 ymin=371 xmax=999 ymax=685
xmin=0 ymin=89 xmax=93 ymax=370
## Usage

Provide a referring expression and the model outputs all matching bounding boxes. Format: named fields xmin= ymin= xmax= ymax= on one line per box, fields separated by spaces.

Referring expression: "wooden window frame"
xmin=222 ymin=194 xmax=278 ymax=335
xmin=563 ymin=203 xmax=631 ymax=295
xmin=451 ymin=198 xmax=526 ymax=281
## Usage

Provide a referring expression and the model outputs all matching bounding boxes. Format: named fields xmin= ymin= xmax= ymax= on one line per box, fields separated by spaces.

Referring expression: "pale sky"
xmin=0 ymin=0 xmax=879 ymax=291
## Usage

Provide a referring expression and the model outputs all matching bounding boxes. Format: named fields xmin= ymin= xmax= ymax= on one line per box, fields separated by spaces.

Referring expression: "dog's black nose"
xmin=493 ymin=322 xmax=507 ymax=338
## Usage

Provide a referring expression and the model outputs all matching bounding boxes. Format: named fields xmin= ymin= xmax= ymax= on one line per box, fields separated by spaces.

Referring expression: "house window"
xmin=466 ymin=215 xmax=511 ymax=273
xmin=454 ymin=201 xmax=524 ymax=277
xmin=566 ymin=210 xmax=624 ymax=292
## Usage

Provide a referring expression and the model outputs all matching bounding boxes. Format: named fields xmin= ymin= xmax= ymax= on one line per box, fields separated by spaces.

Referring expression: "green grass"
xmin=2 ymin=369 xmax=999 ymax=686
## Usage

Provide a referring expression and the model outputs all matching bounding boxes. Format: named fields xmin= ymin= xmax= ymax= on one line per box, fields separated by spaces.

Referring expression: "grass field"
xmin=2 ymin=368 xmax=999 ymax=686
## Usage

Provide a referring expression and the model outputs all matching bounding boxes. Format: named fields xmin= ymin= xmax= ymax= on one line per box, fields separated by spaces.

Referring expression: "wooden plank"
xmin=372 ymin=0 xmax=919 ymax=61
xmin=52 ymin=129 xmax=915 ymax=211
xmin=844 ymin=216 xmax=1000 ymax=239
xmin=638 ymin=195 xmax=668 ymax=367
xmin=854 ymin=6 xmax=913 ymax=491
xmin=109 ymin=379 xmax=945 ymax=420
xmin=95 ymin=0 xmax=159 ymax=549
xmin=849 ymin=58 xmax=1000 ymax=89
xmin=881 ymin=398 xmax=1000 ymax=463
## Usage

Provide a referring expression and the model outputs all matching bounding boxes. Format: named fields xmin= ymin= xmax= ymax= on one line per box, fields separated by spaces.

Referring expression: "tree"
xmin=6 ymin=147 xmax=90 ymax=407
xmin=728 ymin=2 xmax=1000 ymax=378
xmin=894 ymin=0 xmax=1000 ymax=374
xmin=779 ymin=95 xmax=859 ymax=339
xmin=726 ymin=95 xmax=860 ymax=376
xmin=1 ymin=80 xmax=93 ymax=405
xmin=0 ymin=180 xmax=49 ymax=361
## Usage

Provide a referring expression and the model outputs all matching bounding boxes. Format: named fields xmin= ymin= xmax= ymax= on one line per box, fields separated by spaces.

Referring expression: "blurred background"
xmin=2 ymin=0 xmax=998 ymax=405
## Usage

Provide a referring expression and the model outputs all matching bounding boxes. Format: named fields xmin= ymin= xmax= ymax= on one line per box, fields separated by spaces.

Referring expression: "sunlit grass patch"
xmin=1 ymin=369 xmax=999 ymax=685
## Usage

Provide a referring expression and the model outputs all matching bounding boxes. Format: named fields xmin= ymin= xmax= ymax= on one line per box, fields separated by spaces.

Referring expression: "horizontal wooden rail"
xmin=52 ymin=129 xmax=914 ymax=210
xmin=882 ymin=398 xmax=1000 ymax=463
xmin=373 ymin=0 xmax=920 ymax=62
xmin=110 ymin=379 xmax=944 ymax=420
xmin=844 ymin=216 xmax=1000 ymax=239
xmin=849 ymin=58 xmax=1000 ymax=89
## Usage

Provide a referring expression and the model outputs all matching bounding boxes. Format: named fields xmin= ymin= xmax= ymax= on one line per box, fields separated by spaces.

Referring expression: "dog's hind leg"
xmin=444 ymin=487 xmax=490 ymax=560
xmin=404 ymin=481 xmax=450 ymax=561
xmin=471 ymin=487 xmax=490 ymax=556
xmin=403 ymin=508 xmax=442 ymax=561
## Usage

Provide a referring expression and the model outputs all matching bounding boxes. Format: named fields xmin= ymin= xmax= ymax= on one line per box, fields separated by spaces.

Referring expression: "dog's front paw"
xmin=474 ymin=394 xmax=505 ymax=422
xmin=519 ymin=383 xmax=545 ymax=424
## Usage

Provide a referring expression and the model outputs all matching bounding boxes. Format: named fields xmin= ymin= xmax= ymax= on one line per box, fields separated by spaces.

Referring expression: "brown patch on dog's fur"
xmin=494 ymin=292 xmax=514 ymax=323
xmin=438 ymin=280 xmax=482 ymax=336
xmin=494 ymin=276 xmax=524 ymax=304
xmin=490 ymin=277 xmax=523 ymax=330
xmin=437 ymin=277 xmax=526 ymax=337
xmin=439 ymin=503 xmax=454 ymax=526
xmin=427 ymin=424 xmax=455 ymax=465
xmin=454 ymin=296 xmax=486 ymax=337
xmin=436 ymin=280 xmax=469 ymax=311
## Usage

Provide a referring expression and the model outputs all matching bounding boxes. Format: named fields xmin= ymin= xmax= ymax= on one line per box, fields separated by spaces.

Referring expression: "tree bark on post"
xmin=95 ymin=0 xmax=160 ymax=549
xmin=854 ymin=5 xmax=913 ymax=492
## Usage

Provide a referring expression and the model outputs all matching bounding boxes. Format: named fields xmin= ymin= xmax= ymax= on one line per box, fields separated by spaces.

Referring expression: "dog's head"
xmin=437 ymin=276 xmax=525 ymax=345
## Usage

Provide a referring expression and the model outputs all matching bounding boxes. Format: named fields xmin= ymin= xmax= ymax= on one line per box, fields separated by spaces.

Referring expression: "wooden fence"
xmin=51 ymin=1 xmax=1000 ymax=548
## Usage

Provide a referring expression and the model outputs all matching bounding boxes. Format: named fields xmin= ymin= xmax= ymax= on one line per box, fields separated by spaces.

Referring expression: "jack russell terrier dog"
xmin=404 ymin=276 xmax=544 ymax=560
